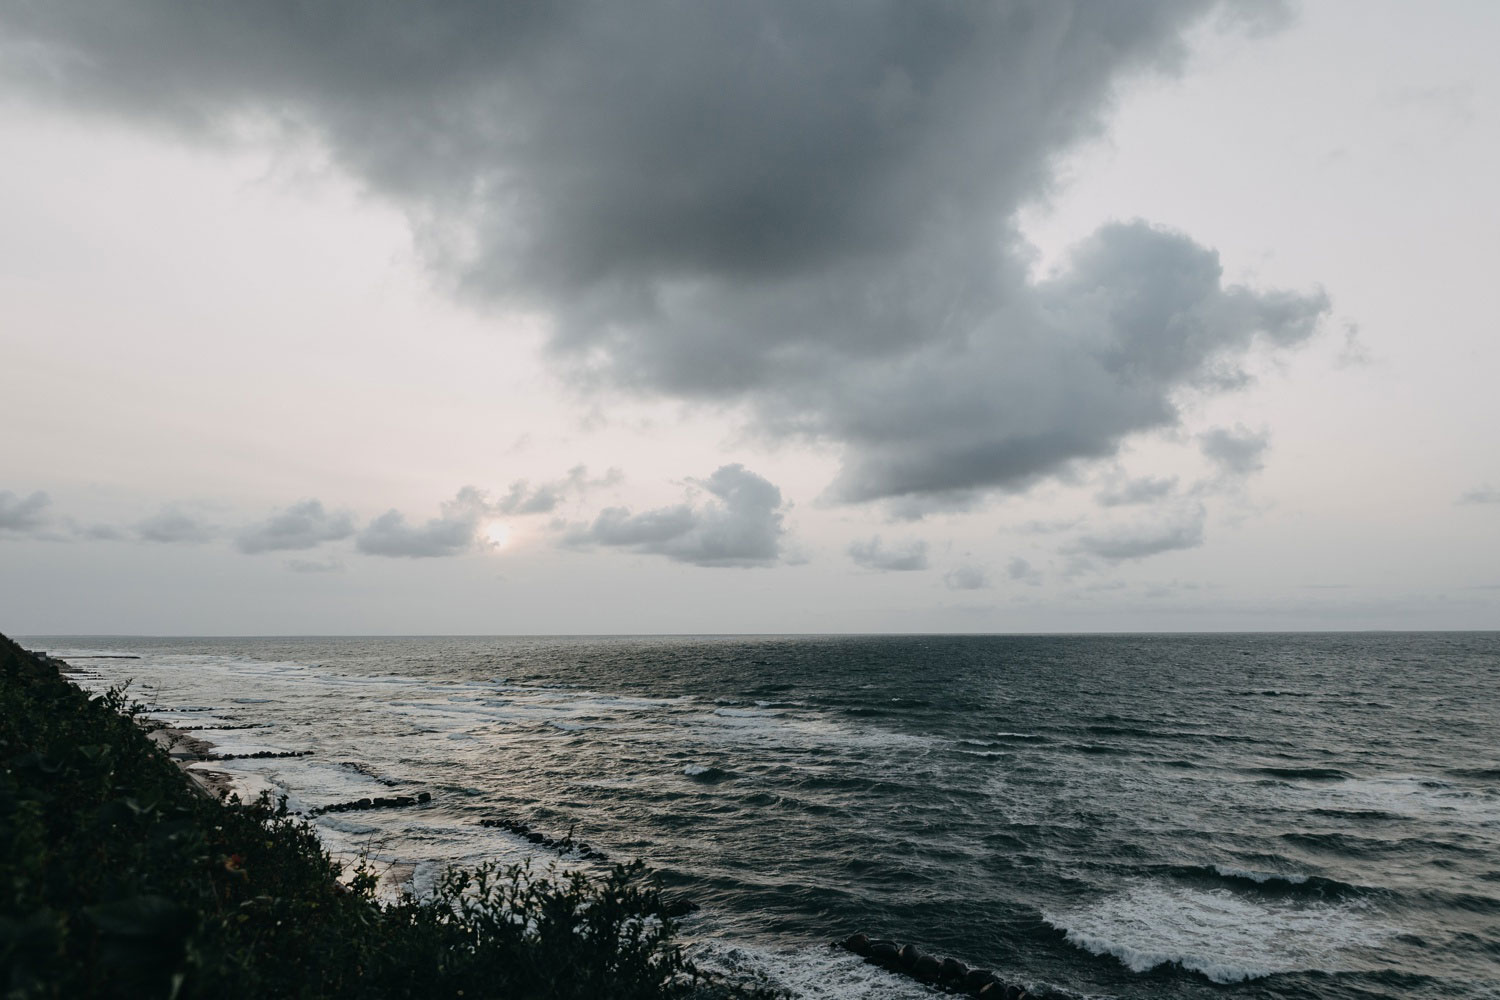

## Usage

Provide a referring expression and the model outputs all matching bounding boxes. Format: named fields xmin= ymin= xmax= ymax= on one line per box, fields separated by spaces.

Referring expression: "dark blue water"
xmin=30 ymin=633 xmax=1500 ymax=999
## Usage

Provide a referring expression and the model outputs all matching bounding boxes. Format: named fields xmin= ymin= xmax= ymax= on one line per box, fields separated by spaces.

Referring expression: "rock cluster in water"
xmin=839 ymin=933 xmax=1039 ymax=999
xmin=175 ymin=723 xmax=266 ymax=731
xmin=312 ymin=791 xmax=432 ymax=816
xmin=477 ymin=816 xmax=612 ymax=862
xmin=200 ymin=749 xmax=313 ymax=761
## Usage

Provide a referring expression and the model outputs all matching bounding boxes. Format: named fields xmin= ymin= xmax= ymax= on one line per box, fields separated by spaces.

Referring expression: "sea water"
xmin=26 ymin=633 xmax=1500 ymax=999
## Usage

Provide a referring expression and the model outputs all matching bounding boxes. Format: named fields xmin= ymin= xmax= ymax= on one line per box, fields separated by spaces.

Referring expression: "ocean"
xmin=24 ymin=633 xmax=1500 ymax=999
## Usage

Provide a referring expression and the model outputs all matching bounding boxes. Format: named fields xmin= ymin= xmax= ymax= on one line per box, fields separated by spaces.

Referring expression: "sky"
xmin=1 ymin=0 xmax=1497 ymax=635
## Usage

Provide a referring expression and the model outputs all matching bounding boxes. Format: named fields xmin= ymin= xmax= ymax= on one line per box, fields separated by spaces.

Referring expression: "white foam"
xmin=1212 ymin=864 xmax=1308 ymax=885
xmin=1314 ymin=776 xmax=1500 ymax=825
xmin=1044 ymin=881 xmax=1393 ymax=984
xmin=714 ymin=707 xmax=776 ymax=718
xmin=692 ymin=941 xmax=939 ymax=1000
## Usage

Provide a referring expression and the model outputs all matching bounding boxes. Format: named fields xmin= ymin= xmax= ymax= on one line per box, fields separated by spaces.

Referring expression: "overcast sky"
xmin=2 ymin=0 xmax=1497 ymax=635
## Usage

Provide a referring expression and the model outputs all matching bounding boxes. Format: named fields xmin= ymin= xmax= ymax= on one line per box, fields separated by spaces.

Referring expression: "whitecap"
xmin=1044 ymin=881 xmax=1393 ymax=984
xmin=1212 ymin=864 xmax=1309 ymax=885
xmin=691 ymin=941 xmax=940 ymax=1000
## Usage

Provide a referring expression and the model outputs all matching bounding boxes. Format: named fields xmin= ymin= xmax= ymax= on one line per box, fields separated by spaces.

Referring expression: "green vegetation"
xmin=0 ymin=632 xmax=767 ymax=999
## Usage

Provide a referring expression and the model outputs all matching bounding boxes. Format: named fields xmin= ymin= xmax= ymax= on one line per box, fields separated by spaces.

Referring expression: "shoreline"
xmin=47 ymin=647 xmax=246 ymax=801
xmin=4 ymin=630 xmax=757 ymax=999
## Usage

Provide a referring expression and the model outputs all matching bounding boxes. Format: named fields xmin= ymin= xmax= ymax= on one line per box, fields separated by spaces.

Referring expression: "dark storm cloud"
xmin=496 ymin=466 xmax=621 ymax=516
xmin=1073 ymin=503 xmax=1206 ymax=562
xmin=816 ymin=224 xmax=1323 ymax=504
xmin=0 ymin=490 xmax=50 ymax=536
xmin=1199 ymin=425 xmax=1270 ymax=477
xmin=355 ymin=487 xmax=488 ymax=559
xmin=568 ymin=464 xmax=785 ymax=567
xmin=848 ymin=536 xmax=929 ymax=572
xmin=236 ymin=499 xmax=355 ymax=554
xmin=1096 ymin=475 xmax=1178 ymax=507
xmin=0 ymin=1 xmax=1321 ymax=504
xmin=136 ymin=508 xmax=216 ymax=544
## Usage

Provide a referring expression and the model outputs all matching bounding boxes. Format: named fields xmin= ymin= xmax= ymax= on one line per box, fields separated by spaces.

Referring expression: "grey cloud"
xmin=818 ymin=224 xmax=1323 ymax=505
xmin=881 ymin=490 xmax=990 ymax=523
xmin=1199 ymin=425 xmax=1270 ymax=477
xmin=497 ymin=466 xmax=621 ymax=516
xmin=136 ymin=508 xmax=215 ymax=544
xmin=356 ymin=487 xmax=489 ymax=559
xmin=0 ymin=3 xmax=1326 ymax=506
xmin=1096 ymin=475 xmax=1178 ymax=507
xmin=74 ymin=523 xmax=126 ymax=541
xmin=569 ymin=464 xmax=785 ymax=567
xmin=1014 ymin=517 xmax=1085 ymax=536
xmin=848 ymin=536 xmax=929 ymax=572
xmin=1334 ymin=322 xmax=1370 ymax=369
xmin=1073 ymin=504 xmax=1207 ymax=562
xmin=236 ymin=499 xmax=355 ymax=554
xmin=1459 ymin=487 xmax=1500 ymax=505
xmin=284 ymin=557 xmax=345 ymax=573
xmin=0 ymin=490 xmax=51 ymax=536
xmin=1007 ymin=557 xmax=1044 ymax=586
xmin=944 ymin=565 xmax=990 ymax=590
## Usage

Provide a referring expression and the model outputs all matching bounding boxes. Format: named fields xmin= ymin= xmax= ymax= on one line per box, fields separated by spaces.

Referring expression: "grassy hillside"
xmin=0 ymin=632 xmax=764 ymax=999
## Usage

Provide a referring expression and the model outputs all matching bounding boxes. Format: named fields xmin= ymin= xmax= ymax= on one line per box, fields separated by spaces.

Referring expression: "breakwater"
xmin=839 ymin=933 xmax=1043 ymax=999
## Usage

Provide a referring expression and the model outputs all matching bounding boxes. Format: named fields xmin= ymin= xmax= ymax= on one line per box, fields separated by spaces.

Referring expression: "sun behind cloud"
xmin=482 ymin=521 xmax=512 ymax=551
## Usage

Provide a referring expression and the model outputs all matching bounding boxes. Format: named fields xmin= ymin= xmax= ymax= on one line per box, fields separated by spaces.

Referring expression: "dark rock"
xmin=842 ymin=932 xmax=872 ymax=956
xmin=416 ymin=791 xmax=431 ymax=803
xmin=913 ymin=954 xmax=941 ymax=981
xmin=941 ymin=957 xmax=968 ymax=982
xmin=869 ymin=941 xmax=900 ymax=964
xmin=964 ymin=969 xmax=996 ymax=992
xmin=662 ymin=896 xmax=699 ymax=918
xmin=526 ymin=831 xmax=546 ymax=843
xmin=356 ymin=798 xmax=372 ymax=809
xmin=898 ymin=943 xmax=922 ymax=968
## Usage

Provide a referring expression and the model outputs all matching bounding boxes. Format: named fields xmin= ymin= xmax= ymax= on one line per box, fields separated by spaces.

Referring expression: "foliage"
xmin=0 ymin=633 xmax=773 ymax=999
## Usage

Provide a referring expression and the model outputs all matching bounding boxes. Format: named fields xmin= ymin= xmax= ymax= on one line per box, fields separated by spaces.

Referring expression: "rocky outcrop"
xmin=838 ymin=932 xmax=1040 ymax=999
xmin=477 ymin=816 xmax=611 ymax=862
xmin=313 ymin=791 xmax=432 ymax=816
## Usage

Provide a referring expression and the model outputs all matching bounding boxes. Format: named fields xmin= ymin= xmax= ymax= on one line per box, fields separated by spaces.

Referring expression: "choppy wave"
xmin=683 ymin=763 xmax=735 ymax=783
xmin=1255 ymin=766 xmax=1356 ymax=781
xmin=1044 ymin=881 xmax=1393 ymax=983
